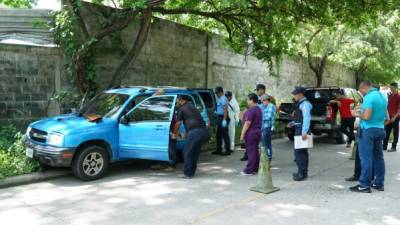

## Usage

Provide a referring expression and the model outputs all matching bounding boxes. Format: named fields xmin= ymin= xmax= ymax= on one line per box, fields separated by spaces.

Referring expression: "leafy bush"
xmin=0 ymin=126 xmax=41 ymax=179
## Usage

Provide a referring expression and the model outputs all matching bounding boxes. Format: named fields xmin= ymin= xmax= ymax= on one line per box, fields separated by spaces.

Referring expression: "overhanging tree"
xmin=53 ymin=0 xmax=398 ymax=94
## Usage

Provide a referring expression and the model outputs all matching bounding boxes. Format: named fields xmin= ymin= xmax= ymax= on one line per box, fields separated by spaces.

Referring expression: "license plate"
xmin=25 ymin=147 xmax=34 ymax=158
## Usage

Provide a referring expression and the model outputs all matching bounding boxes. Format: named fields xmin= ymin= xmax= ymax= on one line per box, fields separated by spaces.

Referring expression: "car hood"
xmin=30 ymin=114 xmax=104 ymax=135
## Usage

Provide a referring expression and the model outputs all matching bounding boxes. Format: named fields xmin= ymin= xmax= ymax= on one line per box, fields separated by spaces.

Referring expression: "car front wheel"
xmin=72 ymin=145 xmax=109 ymax=181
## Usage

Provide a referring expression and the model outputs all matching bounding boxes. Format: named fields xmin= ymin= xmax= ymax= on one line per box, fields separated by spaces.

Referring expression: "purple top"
xmin=243 ymin=105 xmax=262 ymax=138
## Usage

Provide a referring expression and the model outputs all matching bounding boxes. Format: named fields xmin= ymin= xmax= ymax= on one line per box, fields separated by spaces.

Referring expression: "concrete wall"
xmin=209 ymin=36 xmax=356 ymax=102
xmin=0 ymin=44 xmax=62 ymax=128
xmin=0 ymin=5 xmax=356 ymax=127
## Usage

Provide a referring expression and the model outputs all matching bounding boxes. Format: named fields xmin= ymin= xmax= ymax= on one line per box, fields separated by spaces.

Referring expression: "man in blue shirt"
xmin=212 ymin=86 xmax=231 ymax=156
xmin=350 ymin=81 xmax=387 ymax=193
xmin=287 ymin=86 xmax=312 ymax=181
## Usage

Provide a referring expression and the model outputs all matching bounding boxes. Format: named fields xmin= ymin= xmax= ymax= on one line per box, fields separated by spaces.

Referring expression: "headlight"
xmin=47 ymin=133 xmax=64 ymax=146
xmin=26 ymin=126 xmax=32 ymax=136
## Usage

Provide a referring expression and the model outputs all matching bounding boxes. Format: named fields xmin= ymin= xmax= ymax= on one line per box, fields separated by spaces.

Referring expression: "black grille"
xmin=29 ymin=128 xmax=47 ymax=143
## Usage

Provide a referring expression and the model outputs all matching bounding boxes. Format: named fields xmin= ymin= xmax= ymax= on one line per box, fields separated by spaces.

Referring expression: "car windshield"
xmin=80 ymin=93 xmax=129 ymax=119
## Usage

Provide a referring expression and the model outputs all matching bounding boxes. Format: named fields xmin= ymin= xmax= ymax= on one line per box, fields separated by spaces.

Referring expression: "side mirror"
xmin=120 ymin=116 xmax=129 ymax=125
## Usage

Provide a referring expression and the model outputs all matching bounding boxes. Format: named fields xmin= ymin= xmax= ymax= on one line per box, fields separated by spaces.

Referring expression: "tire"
xmin=72 ymin=145 xmax=109 ymax=181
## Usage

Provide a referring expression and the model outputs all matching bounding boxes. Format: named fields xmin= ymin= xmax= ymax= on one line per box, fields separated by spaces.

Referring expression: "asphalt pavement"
xmin=1 ymin=136 xmax=399 ymax=225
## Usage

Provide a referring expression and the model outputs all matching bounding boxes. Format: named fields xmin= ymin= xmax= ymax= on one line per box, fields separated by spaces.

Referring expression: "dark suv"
xmin=277 ymin=87 xmax=361 ymax=144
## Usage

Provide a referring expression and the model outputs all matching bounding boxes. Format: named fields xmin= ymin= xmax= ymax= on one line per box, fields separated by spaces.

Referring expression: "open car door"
xmin=119 ymin=95 xmax=176 ymax=161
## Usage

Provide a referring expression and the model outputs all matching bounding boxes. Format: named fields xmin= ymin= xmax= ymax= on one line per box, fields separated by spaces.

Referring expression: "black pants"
xmin=341 ymin=117 xmax=355 ymax=145
xmin=295 ymin=148 xmax=309 ymax=176
xmin=183 ymin=128 xmax=210 ymax=177
xmin=383 ymin=117 xmax=399 ymax=149
xmin=216 ymin=116 xmax=230 ymax=153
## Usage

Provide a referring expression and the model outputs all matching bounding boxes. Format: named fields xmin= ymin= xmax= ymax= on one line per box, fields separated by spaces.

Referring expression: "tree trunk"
xmin=107 ymin=9 xmax=153 ymax=89
xmin=316 ymin=70 xmax=323 ymax=87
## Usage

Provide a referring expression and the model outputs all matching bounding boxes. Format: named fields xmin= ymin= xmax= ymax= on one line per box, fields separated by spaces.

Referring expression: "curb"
xmin=0 ymin=169 xmax=71 ymax=189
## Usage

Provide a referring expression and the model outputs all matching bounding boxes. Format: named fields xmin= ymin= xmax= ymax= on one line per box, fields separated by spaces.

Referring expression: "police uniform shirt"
xmin=177 ymin=102 xmax=206 ymax=132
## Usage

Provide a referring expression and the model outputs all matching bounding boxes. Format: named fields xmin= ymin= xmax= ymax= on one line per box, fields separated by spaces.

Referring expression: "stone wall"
xmin=0 ymin=44 xmax=62 ymax=128
xmin=0 ymin=5 xmax=356 ymax=128
xmin=209 ymin=36 xmax=356 ymax=102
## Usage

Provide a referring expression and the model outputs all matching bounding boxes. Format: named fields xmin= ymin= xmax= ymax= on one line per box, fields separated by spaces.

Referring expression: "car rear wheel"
xmin=72 ymin=145 xmax=109 ymax=181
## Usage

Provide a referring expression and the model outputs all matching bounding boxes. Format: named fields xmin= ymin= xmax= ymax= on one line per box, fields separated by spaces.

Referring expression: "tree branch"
xmin=108 ymin=8 xmax=153 ymax=88
xmin=65 ymin=0 xmax=89 ymax=40
xmin=305 ymin=27 xmax=323 ymax=73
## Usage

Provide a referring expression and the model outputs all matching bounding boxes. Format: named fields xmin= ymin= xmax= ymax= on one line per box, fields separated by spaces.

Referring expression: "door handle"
xmin=154 ymin=125 xmax=166 ymax=131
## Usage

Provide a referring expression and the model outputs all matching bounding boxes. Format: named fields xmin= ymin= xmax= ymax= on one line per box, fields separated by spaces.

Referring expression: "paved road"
xmin=1 ymin=136 xmax=400 ymax=225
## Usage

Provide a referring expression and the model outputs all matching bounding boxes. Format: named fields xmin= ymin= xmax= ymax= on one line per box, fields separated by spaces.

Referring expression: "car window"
xmin=191 ymin=94 xmax=204 ymax=112
xmin=305 ymin=89 xmax=342 ymax=101
xmin=197 ymin=91 xmax=214 ymax=109
xmin=121 ymin=94 xmax=151 ymax=116
xmin=126 ymin=96 xmax=174 ymax=122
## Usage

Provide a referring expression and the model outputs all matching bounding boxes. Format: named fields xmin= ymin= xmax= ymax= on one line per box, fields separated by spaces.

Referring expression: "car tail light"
xmin=326 ymin=104 xmax=334 ymax=121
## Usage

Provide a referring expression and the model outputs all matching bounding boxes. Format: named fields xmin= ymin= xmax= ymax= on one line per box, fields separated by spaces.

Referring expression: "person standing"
xmin=287 ymin=86 xmax=312 ymax=181
xmin=240 ymin=93 xmax=263 ymax=175
xmin=260 ymin=95 xmax=276 ymax=163
xmin=225 ymin=91 xmax=240 ymax=152
xmin=383 ymin=82 xmax=400 ymax=152
xmin=330 ymin=93 xmax=358 ymax=148
xmin=350 ymin=81 xmax=387 ymax=193
xmin=255 ymin=84 xmax=276 ymax=105
xmin=255 ymin=84 xmax=266 ymax=104
xmin=212 ymin=86 xmax=231 ymax=156
xmin=240 ymin=84 xmax=274 ymax=161
xmin=174 ymin=95 xmax=210 ymax=179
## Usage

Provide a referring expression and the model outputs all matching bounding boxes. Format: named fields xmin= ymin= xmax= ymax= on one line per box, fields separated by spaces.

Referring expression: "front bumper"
xmin=22 ymin=135 xmax=75 ymax=167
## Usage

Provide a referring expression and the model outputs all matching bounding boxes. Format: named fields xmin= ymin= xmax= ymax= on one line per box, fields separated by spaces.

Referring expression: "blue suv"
xmin=23 ymin=87 xmax=210 ymax=181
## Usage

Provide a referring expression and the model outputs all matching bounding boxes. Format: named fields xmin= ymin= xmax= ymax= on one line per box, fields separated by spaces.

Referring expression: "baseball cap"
xmin=261 ymin=94 xmax=272 ymax=101
xmin=291 ymin=86 xmax=306 ymax=95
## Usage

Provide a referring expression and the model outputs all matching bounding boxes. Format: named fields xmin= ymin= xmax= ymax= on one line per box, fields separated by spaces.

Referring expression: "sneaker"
xmin=372 ymin=184 xmax=384 ymax=191
xmin=240 ymin=157 xmax=248 ymax=161
xmin=240 ymin=171 xmax=254 ymax=176
xmin=345 ymin=175 xmax=358 ymax=182
xmin=220 ymin=152 xmax=231 ymax=156
xmin=346 ymin=143 xmax=351 ymax=148
xmin=293 ymin=173 xmax=307 ymax=181
xmin=178 ymin=174 xmax=193 ymax=179
xmin=211 ymin=151 xmax=222 ymax=155
xmin=349 ymin=185 xmax=371 ymax=193
xmin=388 ymin=148 xmax=397 ymax=152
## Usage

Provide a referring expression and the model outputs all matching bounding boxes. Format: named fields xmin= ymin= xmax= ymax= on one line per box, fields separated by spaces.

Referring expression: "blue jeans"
xmin=358 ymin=128 xmax=386 ymax=188
xmin=261 ymin=127 xmax=273 ymax=160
